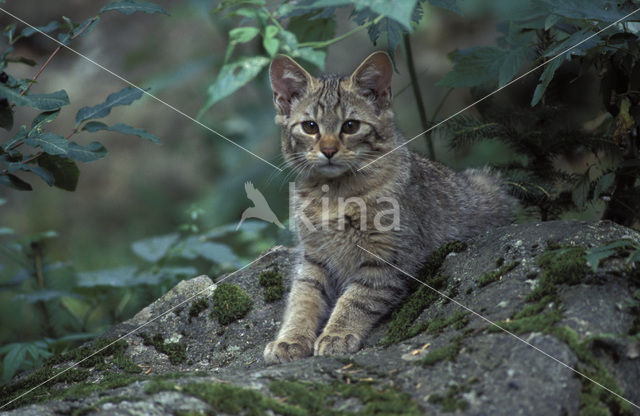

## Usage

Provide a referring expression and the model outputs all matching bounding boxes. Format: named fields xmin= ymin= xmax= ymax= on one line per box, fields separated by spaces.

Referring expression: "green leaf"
xmin=0 ymin=227 xmax=14 ymax=235
xmin=571 ymin=170 xmax=591 ymax=208
xmin=24 ymin=132 xmax=68 ymax=155
xmin=438 ymin=47 xmax=507 ymax=87
xmin=99 ymin=0 xmax=168 ymax=15
xmin=181 ymin=236 xmax=239 ymax=265
xmin=543 ymin=28 xmax=599 ymax=59
xmin=75 ymin=87 xmax=144 ymax=124
xmin=82 ymin=121 xmax=109 ymax=132
xmin=3 ymin=344 xmax=26 ymax=382
xmin=214 ymin=0 xmax=266 ymax=13
xmin=536 ymin=0 xmax=637 ymax=22
xmin=10 ymin=163 xmax=54 ymax=185
xmin=37 ymin=154 xmax=79 ymax=191
xmin=0 ymin=84 xmax=31 ymax=106
xmin=132 ymin=233 xmax=179 ymax=262
xmin=498 ymin=47 xmax=530 ymax=88
xmin=6 ymin=56 xmax=37 ymax=66
xmin=0 ymin=173 xmax=32 ymax=190
xmin=21 ymin=21 xmax=60 ymax=38
xmin=263 ymin=25 xmax=280 ymax=57
xmin=308 ymin=0 xmax=419 ymax=29
xmin=77 ymin=266 xmax=138 ymax=287
xmin=14 ymin=290 xmax=80 ymax=303
xmin=25 ymin=90 xmax=70 ymax=111
xmin=287 ymin=15 xmax=335 ymax=44
xmin=229 ymin=27 xmax=260 ymax=44
xmin=427 ymin=0 xmax=461 ymax=15
xmin=530 ymin=56 xmax=563 ymax=106
xmin=30 ymin=110 xmax=60 ymax=132
xmin=198 ymin=56 xmax=270 ymax=117
xmin=593 ymin=172 xmax=615 ymax=200
xmin=290 ymin=47 xmax=326 ymax=69
xmin=67 ymin=141 xmax=108 ymax=162
xmin=83 ymin=121 xmax=160 ymax=144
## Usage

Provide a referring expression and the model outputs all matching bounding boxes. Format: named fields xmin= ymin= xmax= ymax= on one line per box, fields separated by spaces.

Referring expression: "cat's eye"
xmin=301 ymin=121 xmax=319 ymax=134
xmin=341 ymin=120 xmax=360 ymax=134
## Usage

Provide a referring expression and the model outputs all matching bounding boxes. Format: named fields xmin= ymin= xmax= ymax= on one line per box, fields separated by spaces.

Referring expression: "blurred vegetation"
xmin=0 ymin=0 xmax=639 ymax=386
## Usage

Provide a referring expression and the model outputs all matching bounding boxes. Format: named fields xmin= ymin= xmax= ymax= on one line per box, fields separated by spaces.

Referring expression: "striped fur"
xmin=264 ymin=52 xmax=517 ymax=364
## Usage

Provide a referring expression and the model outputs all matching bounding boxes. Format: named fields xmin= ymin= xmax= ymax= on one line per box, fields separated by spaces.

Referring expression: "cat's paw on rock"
xmin=264 ymin=336 xmax=313 ymax=364
xmin=314 ymin=333 xmax=361 ymax=356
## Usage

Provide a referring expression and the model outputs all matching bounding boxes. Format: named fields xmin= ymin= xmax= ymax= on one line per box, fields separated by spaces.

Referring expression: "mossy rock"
xmin=211 ymin=283 xmax=253 ymax=325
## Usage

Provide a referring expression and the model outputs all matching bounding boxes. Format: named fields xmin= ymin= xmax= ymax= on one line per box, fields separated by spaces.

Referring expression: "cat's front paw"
xmin=314 ymin=333 xmax=361 ymax=356
xmin=264 ymin=336 xmax=313 ymax=364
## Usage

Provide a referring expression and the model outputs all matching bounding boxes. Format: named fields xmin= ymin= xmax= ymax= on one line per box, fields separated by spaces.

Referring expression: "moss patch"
xmin=527 ymin=244 xmax=589 ymax=301
xmin=258 ymin=269 xmax=285 ymax=302
xmin=145 ymin=379 xmax=424 ymax=415
xmin=0 ymin=337 xmax=143 ymax=410
xmin=188 ymin=297 xmax=210 ymax=321
xmin=477 ymin=261 xmax=520 ymax=287
xmin=383 ymin=241 xmax=466 ymax=345
xmin=211 ymin=283 xmax=253 ymax=325
xmin=269 ymin=380 xmax=424 ymax=415
xmin=141 ymin=333 xmax=187 ymax=365
xmin=420 ymin=335 xmax=464 ymax=366
xmin=549 ymin=326 xmax=633 ymax=416
xmin=428 ymin=384 xmax=470 ymax=412
xmin=1 ymin=369 xmax=142 ymax=410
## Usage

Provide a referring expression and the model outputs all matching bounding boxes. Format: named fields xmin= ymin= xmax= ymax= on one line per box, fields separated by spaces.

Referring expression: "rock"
xmin=2 ymin=220 xmax=640 ymax=416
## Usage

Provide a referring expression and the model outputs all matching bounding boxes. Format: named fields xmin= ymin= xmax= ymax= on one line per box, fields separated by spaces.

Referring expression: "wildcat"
xmin=264 ymin=52 xmax=516 ymax=364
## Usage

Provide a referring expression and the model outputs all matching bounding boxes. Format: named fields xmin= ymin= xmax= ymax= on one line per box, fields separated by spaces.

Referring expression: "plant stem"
xmin=403 ymin=33 xmax=435 ymax=160
xmin=20 ymin=17 xmax=98 ymax=96
xmin=298 ymin=15 xmax=384 ymax=49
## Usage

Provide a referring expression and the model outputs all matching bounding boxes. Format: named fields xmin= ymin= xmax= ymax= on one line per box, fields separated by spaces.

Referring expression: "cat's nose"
xmin=321 ymin=146 xmax=338 ymax=159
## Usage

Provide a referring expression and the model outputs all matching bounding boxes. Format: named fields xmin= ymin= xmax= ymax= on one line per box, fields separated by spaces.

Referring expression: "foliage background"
xmin=1 ymin=0 xmax=639 ymax=384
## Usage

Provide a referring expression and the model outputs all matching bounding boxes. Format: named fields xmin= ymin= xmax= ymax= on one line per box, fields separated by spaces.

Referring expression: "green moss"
xmin=527 ymin=245 xmax=589 ymax=301
xmin=0 ymin=337 xmax=144 ymax=410
xmin=269 ymin=380 xmax=424 ymax=415
xmin=549 ymin=326 xmax=632 ymax=416
xmin=490 ymin=310 xmax=562 ymax=334
xmin=477 ymin=261 xmax=520 ymax=287
xmin=424 ymin=311 xmax=470 ymax=336
xmin=188 ymin=297 xmax=210 ymax=321
xmin=428 ymin=384 xmax=470 ymax=412
xmin=383 ymin=241 xmax=466 ymax=346
xmin=382 ymin=275 xmax=448 ymax=345
xmin=147 ymin=378 xmax=424 ymax=415
xmin=211 ymin=283 xmax=253 ymax=325
xmin=1 ymin=369 xmax=142 ymax=410
xmin=258 ymin=269 xmax=285 ymax=302
xmin=495 ymin=257 xmax=505 ymax=267
xmin=141 ymin=334 xmax=187 ymax=365
xmin=72 ymin=395 xmax=142 ymax=416
xmin=421 ymin=241 xmax=468 ymax=278
xmin=420 ymin=336 xmax=464 ymax=366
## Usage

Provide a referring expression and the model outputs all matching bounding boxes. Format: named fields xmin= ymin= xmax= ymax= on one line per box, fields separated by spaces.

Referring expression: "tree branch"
xmin=20 ymin=17 xmax=98 ymax=96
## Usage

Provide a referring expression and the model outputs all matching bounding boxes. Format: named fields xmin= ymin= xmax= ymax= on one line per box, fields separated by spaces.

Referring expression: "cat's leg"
xmin=264 ymin=258 xmax=328 ymax=364
xmin=314 ymin=266 xmax=405 ymax=356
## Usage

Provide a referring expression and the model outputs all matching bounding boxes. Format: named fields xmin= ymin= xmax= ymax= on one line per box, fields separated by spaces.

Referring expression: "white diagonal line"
xmin=0 ymin=6 xmax=282 ymax=172
xmin=0 ymin=250 xmax=273 ymax=410
xmin=358 ymin=7 xmax=640 ymax=171
xmin=356 ymin=244 xmax=640 ymax=411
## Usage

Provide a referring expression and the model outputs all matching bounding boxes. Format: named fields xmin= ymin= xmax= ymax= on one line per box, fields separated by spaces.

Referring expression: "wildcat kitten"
xmin=264 ymin=52 xmax=516 ymax=364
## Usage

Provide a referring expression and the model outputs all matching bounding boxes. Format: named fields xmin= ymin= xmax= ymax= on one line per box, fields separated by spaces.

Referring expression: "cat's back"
xmin=402 ymin=151 xmax=516 ymax=247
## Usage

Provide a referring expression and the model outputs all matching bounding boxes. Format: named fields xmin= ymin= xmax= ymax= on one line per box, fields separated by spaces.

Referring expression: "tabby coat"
xmin=264 ymin=52 xmax=516 ymax=363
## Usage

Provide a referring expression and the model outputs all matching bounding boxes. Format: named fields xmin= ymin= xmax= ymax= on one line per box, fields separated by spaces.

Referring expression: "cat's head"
xmin=270 ymin=52 xmax=396 ymax=179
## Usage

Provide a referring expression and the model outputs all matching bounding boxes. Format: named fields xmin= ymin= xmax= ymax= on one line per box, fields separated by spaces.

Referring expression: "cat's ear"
xmin=350 ymin=51 xmax=393 ymax=110
xmin=270 ymin=55 xmax=313 ymax=116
